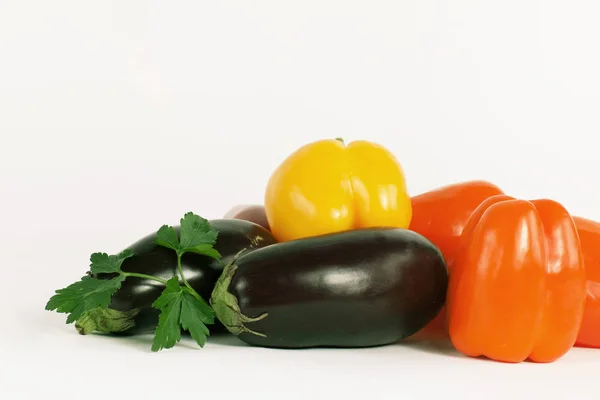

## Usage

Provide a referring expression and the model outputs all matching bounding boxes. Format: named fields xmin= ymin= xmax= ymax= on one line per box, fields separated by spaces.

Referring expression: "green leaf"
xmin=151 ymin=276 xmax=184 ymax=352
xmin=150 ymin=278 xmax=216 ymax=351
xmin=118 ymin=249 xmax=134 ymax=261
xmin=155 ymin=225 xmax=180 ymax=252
xmin=45 ymin=275 xmax=126 ymax=324
xmin=186 ymin=244 xmax=222 ymax=260
xmin=89 ymin=249 xmax=134 ymax=274
xmin=182 ymin=287 xmax=214 ymax=321
xmin=155 ymin=212 xmax=221 ymax=260
xmin=179 ymin=212 xmax=218 ymax=252
xmin=180 ymin=289 xmax=214 ymax=348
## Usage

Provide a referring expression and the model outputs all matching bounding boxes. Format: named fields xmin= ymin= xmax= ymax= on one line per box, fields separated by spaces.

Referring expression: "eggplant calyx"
xmin=75 ymin=307 xmax=140 ymax=335
xmin=210 ymin=261 xmax=268 ymax=338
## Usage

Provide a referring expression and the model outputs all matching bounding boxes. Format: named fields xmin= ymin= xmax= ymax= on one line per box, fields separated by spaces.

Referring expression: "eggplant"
xmin=210 ymin=227 xmax=448 ymax=348
xmin=77 ymin=219 xmax=277 ymax=336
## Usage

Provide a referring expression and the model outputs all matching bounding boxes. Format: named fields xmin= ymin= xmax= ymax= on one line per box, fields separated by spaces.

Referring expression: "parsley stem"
xmin=176 ymin=253 xmax=201 ymax=298
xmin=122 ymin=272 xmax=168 ymax=285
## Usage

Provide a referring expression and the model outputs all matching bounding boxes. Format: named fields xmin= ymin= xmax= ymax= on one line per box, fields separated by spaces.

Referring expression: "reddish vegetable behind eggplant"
xmin=224 ymin=204 xmax=270 ymax=231
xmin=210 ymin=227 xmax=449 ymax=348
xmin=77 ymin=219 xmax=277 ymax=335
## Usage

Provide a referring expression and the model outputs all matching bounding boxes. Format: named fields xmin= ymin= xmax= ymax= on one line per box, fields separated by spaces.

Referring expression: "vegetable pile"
xmin=46 ymin=138 xmax=600 ymax=363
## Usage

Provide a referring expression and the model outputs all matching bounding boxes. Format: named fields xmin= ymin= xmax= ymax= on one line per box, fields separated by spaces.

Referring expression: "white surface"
xmin=3 ymin=1 xmax=600 ymax=399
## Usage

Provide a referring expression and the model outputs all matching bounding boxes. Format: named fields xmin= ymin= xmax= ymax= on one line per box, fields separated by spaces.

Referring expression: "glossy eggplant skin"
xmin=210 ymin=227 xmax=448 ymax=348
xmin=94 ymin=219 xmax=277 ymax=335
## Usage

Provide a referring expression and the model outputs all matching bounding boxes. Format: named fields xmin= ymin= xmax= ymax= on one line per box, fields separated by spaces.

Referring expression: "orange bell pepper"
xmin=409 ymin=180 xmax=505 ymax=334
xmin=572 ymin=216 xmax=600 ymax=348
xmin=409 ymin=180 xmax=505 ymax=269
xmin=446 ymin=194 xmax=586 ymax=363
xmin=264 ymin=138 xmax=412 ymax=242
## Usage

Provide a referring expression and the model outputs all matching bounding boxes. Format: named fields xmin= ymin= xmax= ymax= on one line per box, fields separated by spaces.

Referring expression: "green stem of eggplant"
xmin=75 ymin=307 xmax=140 ymax=335
xmin=209 ymin=260 xmax=268 ymax=337
xmin=122 ymin=272 xmax=168 ymax=284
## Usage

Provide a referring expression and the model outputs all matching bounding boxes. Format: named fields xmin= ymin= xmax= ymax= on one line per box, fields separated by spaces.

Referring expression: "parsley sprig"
xmin=45 ymin=212 xmax=221 ymax=352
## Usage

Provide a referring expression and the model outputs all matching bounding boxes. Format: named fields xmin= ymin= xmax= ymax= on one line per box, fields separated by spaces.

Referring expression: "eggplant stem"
xmin=75 ymin=307 xmax=139 ymax=335
xmin=209 ymin=256 xmax=268 ymax=338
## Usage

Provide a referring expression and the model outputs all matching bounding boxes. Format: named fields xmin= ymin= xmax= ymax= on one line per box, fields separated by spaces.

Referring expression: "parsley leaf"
xmin=45 ymin=275 xmax=126 ymax=324
xmin=185 ymin=244 xmax=222 ymax=260
xmin=155 ymin=225 xmax=180 ymax=253
xmin=179 ymin=212 xmax=218 ymax=250
xmin=151 ymin=277 xmax=184 ymax=352
xmin=45 ymin=249 xmax=133 ymax=324
xmin=155 ymin=212 xmax=220 ymax=259
xmin=151 ymin=212 xmax=221 ymax=351
xmin=180 ymin=288 xmax=214 ymax=347
xmin=89 ymin=249 xmax=134 ymax=274
xmin=151 ymin=278 xmax=216 ymax=351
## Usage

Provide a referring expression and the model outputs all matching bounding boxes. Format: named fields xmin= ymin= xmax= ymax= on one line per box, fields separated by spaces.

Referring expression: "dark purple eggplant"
xmin=76 ymin=219 xmax=277 ymax=336
xmin=210 ymin=227 xmax=448 ymax=348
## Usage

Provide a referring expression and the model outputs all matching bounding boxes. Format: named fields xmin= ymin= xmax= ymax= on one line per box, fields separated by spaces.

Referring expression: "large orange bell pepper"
xmin=446 ymin=194 xmax=586 ymax=363
xmin=573 ymin=216 xmax=600 ymax=348
xmin=264 ymin=138 xmax=412 ymax=242
xmin=409 ymin=180 xmax=505 ymax=334
xmin=409 ymin=180 xmax=505 ymax=269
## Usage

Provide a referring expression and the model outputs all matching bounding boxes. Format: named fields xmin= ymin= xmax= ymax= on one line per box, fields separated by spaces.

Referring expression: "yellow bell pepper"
xmin=264 ymin=138 xmax=412 ymax=242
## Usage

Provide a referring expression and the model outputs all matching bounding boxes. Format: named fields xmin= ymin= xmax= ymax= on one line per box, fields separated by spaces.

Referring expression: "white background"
xmin=3 ymin=1 xmax=600 ymax=399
